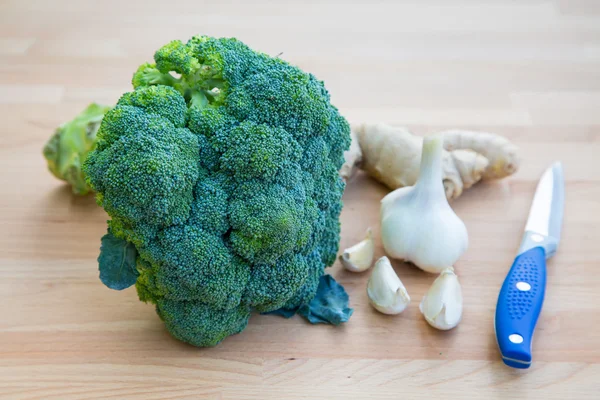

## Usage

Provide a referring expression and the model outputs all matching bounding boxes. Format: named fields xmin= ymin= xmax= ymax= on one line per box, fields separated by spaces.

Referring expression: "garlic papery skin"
xmin=367 ymin=256 xmax=411 ymax=315
xmin=419 ymin=267 xmax=463 ymax=330
xmin=380 ymin=135 xmax=468 ymax=273
xmin=339 ymin=228 xmax=375 ymax=272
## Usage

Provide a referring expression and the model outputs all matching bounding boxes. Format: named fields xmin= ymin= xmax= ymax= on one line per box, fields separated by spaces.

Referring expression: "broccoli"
xmin=43 ymin=103 xmax=112 ymax=195
xmin=84 ymin=36 xmax=352 ymax=347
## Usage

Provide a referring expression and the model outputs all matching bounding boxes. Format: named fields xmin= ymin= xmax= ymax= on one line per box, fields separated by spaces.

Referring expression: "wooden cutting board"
xmin=1 ymin=0 xmax=599 ymax=398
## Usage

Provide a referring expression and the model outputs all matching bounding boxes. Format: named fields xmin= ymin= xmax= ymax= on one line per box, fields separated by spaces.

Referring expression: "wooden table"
xmin=1 ymin=1 xmax=599 ymax=398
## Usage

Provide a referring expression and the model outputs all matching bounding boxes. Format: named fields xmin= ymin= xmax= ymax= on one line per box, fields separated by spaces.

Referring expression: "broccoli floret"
xmin=244 ymin=253 xmax=309 ymax=313
xmin=84 ymin=36 xmax=352 ymax=347
xmin=132 ymin=63 xmax=179 ymax=88
xmin=157 ymin=299 xmax=251 ymax=347
xmin=43 ymin=103 xmax=112 ymax=195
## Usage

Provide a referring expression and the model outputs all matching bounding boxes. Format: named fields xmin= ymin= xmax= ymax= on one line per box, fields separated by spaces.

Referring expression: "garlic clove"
xmin=419 ymin=267 xmax=463 ymax=330
xmin=367 ymin=256 xmax=411 ymax=314
xmin=339 ymin=228 xmax=375 ymax=272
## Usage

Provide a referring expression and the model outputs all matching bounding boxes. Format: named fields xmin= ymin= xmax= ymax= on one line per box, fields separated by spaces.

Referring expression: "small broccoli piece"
xmin=244 ymin=253 xmax=309 ymax=312
xmin=142 ymin=225 xmax=251 ymax=309
xmin=219 ymin=121 xmax=301 ymax=180
xmin=117 ymin=85 xmax=187 ymax=128
xmin=85 ymin=87 xmax=199 ymax=228
xmin=85 ymin=35 xmax=352 ymax=347
xmin=157 ymin=299 xmax=251 ymax=347
xmin=132 ymin=63 xmax=179 ymax=89
xmin=43 ymin=103 xmax=111 ymax=195
xmin=228 ymin=182 xmax=311 ymax=264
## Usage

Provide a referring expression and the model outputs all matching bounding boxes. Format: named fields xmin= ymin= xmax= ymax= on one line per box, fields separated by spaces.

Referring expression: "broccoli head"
xmin=43 ymin=103 xmax=112 ymax=195
xmin=84 ymin=36 xmax=352 ymax=347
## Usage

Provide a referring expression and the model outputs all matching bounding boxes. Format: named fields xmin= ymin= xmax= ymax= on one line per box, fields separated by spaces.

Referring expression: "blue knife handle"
xmin=495 ymin=246 xmax=547 ymax=369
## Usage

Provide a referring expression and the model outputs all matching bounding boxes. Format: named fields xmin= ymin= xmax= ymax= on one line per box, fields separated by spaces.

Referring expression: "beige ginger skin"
xmin=341 ymin=123 xmax=520 ymax=200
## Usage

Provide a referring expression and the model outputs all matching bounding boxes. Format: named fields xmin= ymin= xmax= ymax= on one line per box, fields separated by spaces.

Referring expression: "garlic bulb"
xmin=339 ymin=228 xmax=375 ymax=272
xmin=367 ymin=256 xmax=411 ymax=314
xmin=380 ymin=135 xmax=468 ymax=273
xmin=419 ymin=267 xmax=463 ymax=330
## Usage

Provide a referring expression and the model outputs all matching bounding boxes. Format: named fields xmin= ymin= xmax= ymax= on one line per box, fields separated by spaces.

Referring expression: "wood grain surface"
xmin=1 ymin=0 xmax=600 ymax=399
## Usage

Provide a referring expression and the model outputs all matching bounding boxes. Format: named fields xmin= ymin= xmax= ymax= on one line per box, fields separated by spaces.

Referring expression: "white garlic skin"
xmin=380 ymin=135 xmax=468 ymax=273
xmin=419 ymin=267 xmax=463 ymax=330
xmin=340 ymin=228 xmax=375 ymax=272
xmin=367 ymin=256 xmax=411 ymax=315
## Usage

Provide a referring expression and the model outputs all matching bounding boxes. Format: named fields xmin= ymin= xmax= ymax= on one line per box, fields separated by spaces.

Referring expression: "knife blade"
xmin=494 ymin=162 xmax=564 ymax=369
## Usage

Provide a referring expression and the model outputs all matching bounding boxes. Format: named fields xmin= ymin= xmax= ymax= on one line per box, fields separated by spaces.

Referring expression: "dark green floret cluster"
xmin=84 ymin=36 xmax=351 ymax=347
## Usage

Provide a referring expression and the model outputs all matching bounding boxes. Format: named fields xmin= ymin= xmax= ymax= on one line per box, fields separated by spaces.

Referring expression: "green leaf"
xmin=265 ymin=275 xmax=353 ymax=325
xmin=299 ymin=275 xmax=353 ymax=325
xmin=98 ymin=230 xmax=138 ymax=290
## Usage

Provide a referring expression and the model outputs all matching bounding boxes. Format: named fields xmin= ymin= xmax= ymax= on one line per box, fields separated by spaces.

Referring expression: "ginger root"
xmin=440 ymin=129 xmax=519 ymax=180
xmin=343 ymin=123 xmax=519 ymax=200
xmin=340 ymin=128 xmax=362 ymax=181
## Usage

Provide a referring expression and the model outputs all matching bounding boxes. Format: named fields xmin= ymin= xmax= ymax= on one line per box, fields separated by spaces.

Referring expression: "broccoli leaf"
xmin=98 ymin=231 xmax=138 ymax=290
xmin=266 ymin=275 xmax=353 ymax=325
xmin=299 ymin=275 xmax=353 ymax=325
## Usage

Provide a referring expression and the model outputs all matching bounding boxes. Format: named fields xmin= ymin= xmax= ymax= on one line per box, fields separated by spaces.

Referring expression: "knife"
xmin=494 ymin=162 xmax=564 ymax=369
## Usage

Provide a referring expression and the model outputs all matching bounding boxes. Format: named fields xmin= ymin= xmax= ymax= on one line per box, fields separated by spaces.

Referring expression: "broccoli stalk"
xmin=43 ymin=103 xmax=112 ymax=195
xmin=84 ymin=36 xmax=352 ymax=347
